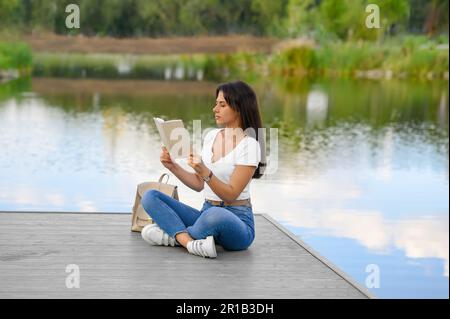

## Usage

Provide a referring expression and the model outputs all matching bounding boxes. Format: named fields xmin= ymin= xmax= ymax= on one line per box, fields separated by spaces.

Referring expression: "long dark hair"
xmin=216 ymin=80 xmax=266 ymax=179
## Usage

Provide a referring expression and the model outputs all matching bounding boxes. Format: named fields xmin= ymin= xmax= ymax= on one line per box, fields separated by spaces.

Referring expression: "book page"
xmin=153 ymin=117 xmax=169 ymax=148
xmin=153 ymin=117 xmax=188 ymax=159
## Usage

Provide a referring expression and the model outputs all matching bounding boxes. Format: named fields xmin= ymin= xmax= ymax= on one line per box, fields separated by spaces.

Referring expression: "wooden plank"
xmin=261 ymin=213 xmax=376 ymax=299
xmin=0 ymin=212 xmax=373 ymax=299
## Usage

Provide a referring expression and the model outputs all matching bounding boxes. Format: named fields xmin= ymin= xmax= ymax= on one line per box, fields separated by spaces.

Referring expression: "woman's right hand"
xmin=160 ymin=146 xmax=177 ymax=171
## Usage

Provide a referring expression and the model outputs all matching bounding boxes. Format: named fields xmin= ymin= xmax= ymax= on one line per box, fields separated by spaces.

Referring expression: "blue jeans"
xmin=141 ymin=190 xmax=255 ymax=251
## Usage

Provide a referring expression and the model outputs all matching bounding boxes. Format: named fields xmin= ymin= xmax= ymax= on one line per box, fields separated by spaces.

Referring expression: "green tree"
xmin=250 ymin=0 xmax=288 ymax=36
xmin=0 ymin=0 xmax=21 ymax=28
xmin=147 ymin=0 xmax=185 ymax=36
xmin=373 ymin=0 xmax=410 ymax=37
xmin=77 ymin=0 xmax=112 ymax=36
xmin=137 ymin=0 xmax=168 ymax=36
xmin=423 ymin=0 xmax=449 ymax=36
xmin=282 ymin=0 xmax=321 ymax=38
xmin=320 ymin=0 xmax=350 ymax=39
xmin=178 ymin=0 xmax=226 ymax=35
xmin=0 ymin=0 xmax=446 ymax=39
xmin=29 ymin=0 xmax=58 ymax=32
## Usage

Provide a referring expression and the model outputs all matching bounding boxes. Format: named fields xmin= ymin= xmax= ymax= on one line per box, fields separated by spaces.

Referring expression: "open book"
xmin=153 ymin=117 xmax=190 ymax=160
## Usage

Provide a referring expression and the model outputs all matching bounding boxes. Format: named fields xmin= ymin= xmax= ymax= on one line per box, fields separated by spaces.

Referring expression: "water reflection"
xmin=306 ymin=89 xmax=328 ymax=127
xmin=0 ymin=77 xmax=448 ymax=298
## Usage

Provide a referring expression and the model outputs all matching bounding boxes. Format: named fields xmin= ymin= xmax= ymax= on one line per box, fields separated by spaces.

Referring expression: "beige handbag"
xmin=131 ymin=173 xmax=179 ymax=232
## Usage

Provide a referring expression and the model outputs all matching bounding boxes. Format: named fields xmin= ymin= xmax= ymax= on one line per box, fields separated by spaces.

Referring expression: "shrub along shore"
xmin=1 ymin=35 xmax=449 ymax=82
xmin=0 ymin=42 xmax=32 ymax=81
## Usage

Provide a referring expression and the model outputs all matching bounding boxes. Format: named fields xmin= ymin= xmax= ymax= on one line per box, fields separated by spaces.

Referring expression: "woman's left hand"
xmin=188 ymin=151 xmax=209 ymax=178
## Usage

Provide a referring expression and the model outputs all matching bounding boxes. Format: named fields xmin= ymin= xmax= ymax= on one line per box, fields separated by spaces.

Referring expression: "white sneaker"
xmin=141 ymin=224 xmax=180 ymax=247
xmin=187 ymin=236 xmax=217 ymax=258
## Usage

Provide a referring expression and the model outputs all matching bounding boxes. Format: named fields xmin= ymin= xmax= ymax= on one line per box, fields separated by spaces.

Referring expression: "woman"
xmin=140 ymin=80 xmax=265 ymax=258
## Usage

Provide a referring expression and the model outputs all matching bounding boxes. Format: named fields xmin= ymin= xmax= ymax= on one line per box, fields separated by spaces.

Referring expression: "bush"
xmin=271 ymin=45 xmax=318 ymax=76
xmin=0 ymin=42 xmax=32 ymax=70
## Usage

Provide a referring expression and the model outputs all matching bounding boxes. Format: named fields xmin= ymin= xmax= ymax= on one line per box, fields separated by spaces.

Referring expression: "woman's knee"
xmin=222 ymin=231 xmax=255 ymax=251
xmin=141 ymin=189 xmax=163 ymax=212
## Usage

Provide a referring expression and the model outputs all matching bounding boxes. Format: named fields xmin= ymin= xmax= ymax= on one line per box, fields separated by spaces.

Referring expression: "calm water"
xmin=0 ymin=77 xmax=448 ymax=298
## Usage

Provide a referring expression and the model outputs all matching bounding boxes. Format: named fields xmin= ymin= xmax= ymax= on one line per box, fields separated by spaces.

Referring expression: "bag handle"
xmin=158 ymin=173 xmax=170 ymax=184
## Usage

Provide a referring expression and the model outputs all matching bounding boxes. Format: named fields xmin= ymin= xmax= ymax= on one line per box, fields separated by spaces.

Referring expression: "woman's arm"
xmin=169 ymin=163 xmax=205 ymax=192
xmin=204 ymin=165 xmax=256 ymax=202
xmin=187 ymin=150 xmax=257 ymax=202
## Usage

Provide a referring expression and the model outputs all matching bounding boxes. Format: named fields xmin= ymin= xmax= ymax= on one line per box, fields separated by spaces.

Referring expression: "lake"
xmin=0 ymin=77 xmax=448 ymax=298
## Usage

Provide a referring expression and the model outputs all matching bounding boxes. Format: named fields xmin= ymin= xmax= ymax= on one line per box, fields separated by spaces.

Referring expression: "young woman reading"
xmin=141 ymin=80 xmax=265 ymax=258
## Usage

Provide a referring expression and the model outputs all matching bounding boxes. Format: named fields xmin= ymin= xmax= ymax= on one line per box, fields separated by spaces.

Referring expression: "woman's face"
xmin=213 ymin=91 xmax=241 ymax=127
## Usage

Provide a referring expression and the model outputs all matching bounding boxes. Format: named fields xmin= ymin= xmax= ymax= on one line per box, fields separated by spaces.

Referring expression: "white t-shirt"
xmin=201 ymin=128 xmax=261 ymax=201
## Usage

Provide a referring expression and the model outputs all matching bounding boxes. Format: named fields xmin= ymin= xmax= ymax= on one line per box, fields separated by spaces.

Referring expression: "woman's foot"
xmin=141 ymin=224 xmax=180 ymax=247
xmin=187 ymin=236 xmax=217 ymax=258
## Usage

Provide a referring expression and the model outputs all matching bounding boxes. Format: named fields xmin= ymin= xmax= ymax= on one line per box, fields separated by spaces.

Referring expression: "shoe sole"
xmin=205 ymin=236 xmax=217 ymax=258
xmin=142 ymin=224 xmax=177 ymax=247
xmin=141 ymin=224 xmax=160 ymax=245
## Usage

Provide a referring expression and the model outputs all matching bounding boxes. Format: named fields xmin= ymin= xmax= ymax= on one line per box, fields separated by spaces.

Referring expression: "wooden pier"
xmin=0 ymin=211 xmax=374 ymax=299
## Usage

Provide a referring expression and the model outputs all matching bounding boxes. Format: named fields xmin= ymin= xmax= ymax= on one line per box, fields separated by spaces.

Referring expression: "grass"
xmin=32 ymin=52 xmax=208 ymax=80
xmin=31 ymin=51 xmax=266 ymax=82
xmin=270 ymin=36 xmax=449 ymax=79
xmin=0 ymin=42 xmax=32 ymax=73
xmin=9 ymin=34 xmax=449 ymax=82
